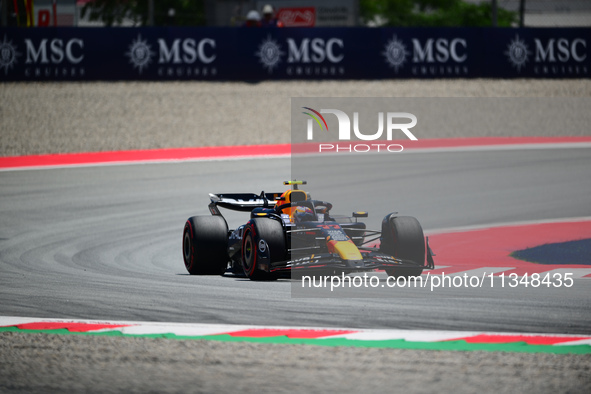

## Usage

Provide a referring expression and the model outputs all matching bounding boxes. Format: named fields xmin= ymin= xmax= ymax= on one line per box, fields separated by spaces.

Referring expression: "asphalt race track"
xmin=1 ymin=146 xmax=590 ymax=334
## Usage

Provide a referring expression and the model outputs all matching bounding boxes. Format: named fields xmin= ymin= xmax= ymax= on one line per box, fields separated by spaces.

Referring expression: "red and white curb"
xmin=2 ymin=316 xmax=590 ymax=348
xmin=1 ymin=137 xmax=591 ymax=171
xmin=424 ymin=217 xmax=591 ymax=278
xmin=0 ymin=144 xmax=290 ymax=171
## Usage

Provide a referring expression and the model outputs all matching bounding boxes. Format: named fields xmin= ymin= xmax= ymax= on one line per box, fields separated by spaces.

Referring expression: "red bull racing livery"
xmin=182 ymin=181 xmax=434 ymax=280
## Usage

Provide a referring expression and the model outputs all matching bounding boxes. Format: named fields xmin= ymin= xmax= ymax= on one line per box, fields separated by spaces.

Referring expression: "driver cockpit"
xmin=275 ymin=181 xmax=311 ymax=222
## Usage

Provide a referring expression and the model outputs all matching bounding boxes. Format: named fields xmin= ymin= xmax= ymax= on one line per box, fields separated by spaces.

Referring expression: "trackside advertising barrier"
xmin=0 ymin=27 xmax=589 ymax=81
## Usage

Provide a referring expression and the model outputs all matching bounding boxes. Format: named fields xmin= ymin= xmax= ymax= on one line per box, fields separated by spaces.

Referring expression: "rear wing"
xmin=208 ymin=192 xmax=283 ymax=214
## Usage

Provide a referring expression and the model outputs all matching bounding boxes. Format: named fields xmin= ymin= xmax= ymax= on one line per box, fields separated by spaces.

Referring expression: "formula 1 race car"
xmin=182 ymin=181 xmax=434 ymax=280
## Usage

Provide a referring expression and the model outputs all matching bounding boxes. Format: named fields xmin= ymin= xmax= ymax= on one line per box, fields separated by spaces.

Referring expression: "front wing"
xmin=269 ymin=248 xmax=435 ymax=274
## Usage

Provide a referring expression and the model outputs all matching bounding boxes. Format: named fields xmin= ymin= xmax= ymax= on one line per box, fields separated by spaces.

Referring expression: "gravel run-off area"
xmin=1 ymin=79 xmax=591 ymax=156
xmin=1 ymin=331 xmax=590 ymax=394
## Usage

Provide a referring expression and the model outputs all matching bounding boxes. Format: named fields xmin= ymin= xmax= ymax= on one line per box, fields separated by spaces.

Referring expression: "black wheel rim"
xmin=183 ymin=230 xmax=191 ymax=268
xmin=243 ymin=233 xmax=254 ymax=271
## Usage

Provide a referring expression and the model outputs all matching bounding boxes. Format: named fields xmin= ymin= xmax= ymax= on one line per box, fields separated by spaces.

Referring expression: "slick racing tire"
xmin=241 ymin=218 xmax=285 ymax=281
xmin=183 ymin=216 xmax=228 ymax=275
xmin=380 ymin=215 xmax=425 ymax=278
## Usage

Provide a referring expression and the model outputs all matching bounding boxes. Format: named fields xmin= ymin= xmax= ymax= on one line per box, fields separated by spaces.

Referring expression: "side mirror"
xmin=352 ymin=211 xmax=368 ymax=218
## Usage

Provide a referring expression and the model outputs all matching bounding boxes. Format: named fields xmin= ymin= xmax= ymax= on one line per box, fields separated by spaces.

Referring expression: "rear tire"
xmin=242 ymin=218 xmax=285 ymax=281
xmin=183 ymin=216 xmax=228 ymax=275
xmin=380 ymin=215 xmax=425 ymax=278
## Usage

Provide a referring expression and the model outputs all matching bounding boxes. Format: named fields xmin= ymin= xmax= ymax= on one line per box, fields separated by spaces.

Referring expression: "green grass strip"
xmin=1 ymin=326 xmax=589 ymax=355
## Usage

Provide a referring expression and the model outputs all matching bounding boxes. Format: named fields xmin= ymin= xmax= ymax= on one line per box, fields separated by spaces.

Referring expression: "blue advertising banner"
xmin=0 ymin=27 xmax=589 ymax=81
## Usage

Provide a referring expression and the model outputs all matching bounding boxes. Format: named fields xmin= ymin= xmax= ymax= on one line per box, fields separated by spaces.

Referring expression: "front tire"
xmin=380 ymin=215 xmax=425 ymax=278
xmin=183 ymin=216 xmax=228 ymax=275
xmin=242 ymin=218 xmax=285 ymax=281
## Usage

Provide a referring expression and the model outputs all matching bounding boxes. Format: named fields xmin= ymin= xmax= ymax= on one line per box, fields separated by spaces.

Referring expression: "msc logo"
xmin=126 ymin=35 xmax=154 ymax=74
xmin=5 ymin=36 xmax=86 ymax=78
xmin=256 ymin=36 xmax=345 ymax=76
xmin=411 ymin=38 xmax=467 ymax=63
xmin=287 ymin=38 xmax=344 ymax=63
xmin=0 ymin=35 xmax=20 ymax=75
xmin=382 ymin=36 xmax=408 ymax=72
xmin=24 ymin=38 xmax=84 ymax=64
xmin=303 ymin=107 xmax=418 ymax=153
xmin=383 ymin=36 xmax=468 ymax=76
xmin=505 ymin=35 xmax=531 ymax=71
xmin=157 ymin=38 xmax=216 ymax=64
xmin=256 ymin=35 xmax=284 ymax=73
xmin=126 ymin=34 xmax=217 ymax=77
xmin=505 ymin=34 xmax=588 ymax=75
